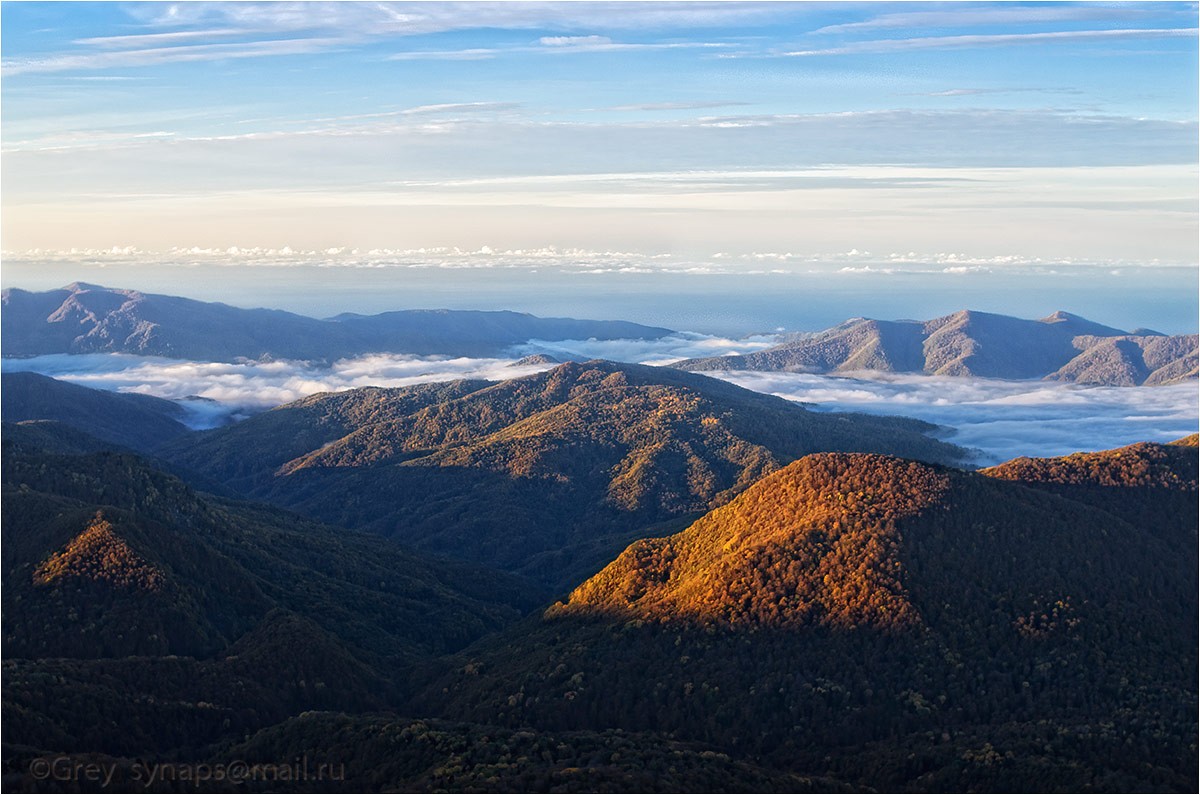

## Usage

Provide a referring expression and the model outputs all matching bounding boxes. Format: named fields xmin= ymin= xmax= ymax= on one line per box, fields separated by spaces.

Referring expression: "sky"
xmin=1 ymin=1 xmax=1198 ymax=331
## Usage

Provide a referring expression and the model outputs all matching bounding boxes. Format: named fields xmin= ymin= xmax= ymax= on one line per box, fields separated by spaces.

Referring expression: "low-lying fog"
xmin=5 ymin=332 xmax=1196 ymax=466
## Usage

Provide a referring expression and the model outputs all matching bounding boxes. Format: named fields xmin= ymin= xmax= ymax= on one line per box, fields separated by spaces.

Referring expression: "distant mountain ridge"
xmin=674 ymin=309 xmax=1197 ymax=385
xmin=1 ymin=282 xmax=673 ymax=361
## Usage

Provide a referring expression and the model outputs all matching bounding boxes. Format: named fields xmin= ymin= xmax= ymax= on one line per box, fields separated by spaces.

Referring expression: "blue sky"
xmin=1 ymin=1 xmax=1197 ymax=326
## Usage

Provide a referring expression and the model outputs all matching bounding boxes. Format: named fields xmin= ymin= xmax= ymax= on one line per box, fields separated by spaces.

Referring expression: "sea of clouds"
xmin=4 ymin=331 xmax=1195 ymax=466
xmin=712 ymin=371 xmax=1197 ymax=465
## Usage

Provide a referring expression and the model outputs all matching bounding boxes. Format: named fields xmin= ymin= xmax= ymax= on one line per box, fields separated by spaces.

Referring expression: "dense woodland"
xmin=409 ymin=447 xmax=1197 ymax=791
xmin=1 ymin=370 xmax=1196 ymax=792
xmin=160 ymin=361 xmax=966 ymax=588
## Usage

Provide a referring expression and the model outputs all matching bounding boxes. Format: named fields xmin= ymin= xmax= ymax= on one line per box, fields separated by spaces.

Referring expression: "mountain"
xmin=1 ymin=371 xmax=190 ymax=451
xmin=4 ymin=404 xmax=1193 ymax=790
xmin=413 ymin=441 xmax=1198 ymax=791
xmin=2 ymin=438 xmax=544 ymax=759
xmin=326 ymin=308 xmax=670 ymax=357
xmin=1 ymin=282 xmax=672 ymax=361
xmin=674 ymin=309 xmax=1198 ymax=385
xmin=1050 ymin=333 xmax=1199 ymax=386
xmin=510 ymin=352 xmax=563 ymax=366
xmin=2 ymin=443 xmax=542 ymax=662
xmin=162 ymin=360 xmax=968 ymax=588
xmin=979 ymin=437 xmax=1198 ymax=532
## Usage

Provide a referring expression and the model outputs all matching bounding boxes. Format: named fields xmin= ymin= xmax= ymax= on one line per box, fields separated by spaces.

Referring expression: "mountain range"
xmin=156 ymin=360 xmax=966 ymax=588
xmin=4 ymin=419 xmax=1192 ymax=792
xmin=411 ymin=438 xmax=1197 ymax=791
xmin=2 ymin=302 xmax=1196 ymax=792
xmin=2 ymin=422 xmax=545 ymax=758
xmin=1 ymin=282 xmax=671 ymax=361
xmin=674 ymin=309 xmax=1198 ymax=385
xmin=4 ymin=284 xmax=1195 ymax=389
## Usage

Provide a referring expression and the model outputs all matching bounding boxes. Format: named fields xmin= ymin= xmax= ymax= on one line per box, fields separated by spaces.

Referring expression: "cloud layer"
xmin=0 ymin=332 xmax=775 ymax=425
xmin=4 ymin=342 xmax=1195 ymax=466
xmin=713 ymin=370 xmax=1198 ymax=465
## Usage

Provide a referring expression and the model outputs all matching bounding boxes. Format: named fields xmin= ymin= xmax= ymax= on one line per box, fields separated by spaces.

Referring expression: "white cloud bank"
xmin=4 ymin=340 xmax=1195 ymax=465
xmin=712 ymin=370 xmax=1198 ymax=465
xmin=2 ymin=353 xmax=558 ymax=423
xmin=0 ymin=333 xmax=775 ymax=425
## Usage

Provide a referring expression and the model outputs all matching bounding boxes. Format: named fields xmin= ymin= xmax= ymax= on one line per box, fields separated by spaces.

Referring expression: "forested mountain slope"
xmin=412 ymin=442 xmax=1198 ymax=791
xmin=1 ymin=371 xmax=189 ymax=452
xmin=163 ymin=360 xmax=967 ymax=588
xmin=2 ymin=439 xmax=543 ymax=759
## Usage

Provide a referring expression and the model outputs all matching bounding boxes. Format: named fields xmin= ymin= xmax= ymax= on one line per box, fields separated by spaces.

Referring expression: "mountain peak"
xmin=169 ymin=360 xmax=962 ymax=588
xmin=1037 ymin=310 xmax=1127 ymax=336
xmin=33 ymin=513 xmax=166 ymax=592
xmin=509 ymin=353 xmax=561 ymax=367
xmin=61 ymin=281 xmax=110 ymax=293
xmin=563 ymin=453 xmax=953 ymax=630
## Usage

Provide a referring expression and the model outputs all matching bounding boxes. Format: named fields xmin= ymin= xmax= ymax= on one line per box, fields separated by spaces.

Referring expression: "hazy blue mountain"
xmin=1 ymin=282 xmax=673 ymax=361
xmin=675 ymin=309 xmax=1197 ymax=385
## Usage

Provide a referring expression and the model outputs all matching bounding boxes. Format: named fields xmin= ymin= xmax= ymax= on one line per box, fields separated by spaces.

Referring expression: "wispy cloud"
xmin=73 ymin=28 xmax=252 ymax=48
xmin=606 ymin=100 xmax=752 ymax=112
xmin=13 ymin=3 xmax=759 ymax=75
xmin=259 ymin=102 xmax=523 ymax=127
xmin=387 ymin=47 xmax=500 ymax=62
xmin=64 ymin=75 xmax=149 ymax=82
xmin=539 ymin=35 xmax=612 ymax=47
xmin=128 ymin=2 xmax=794 ymax=37
xmin=9 ymin=106 xmax=1192 ymax=169
xmin=3 ymin=37 xmax=350 ymax=75
xmin=387 ymin=37 xmax=733 ymax=61
xmin=784 ymin=28 xmax=1199 ymax=57
xmin=811 ymin=6 xmax=1165 ymax=35
xmin=913 ymin=87 xmax=1084 ymax=98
